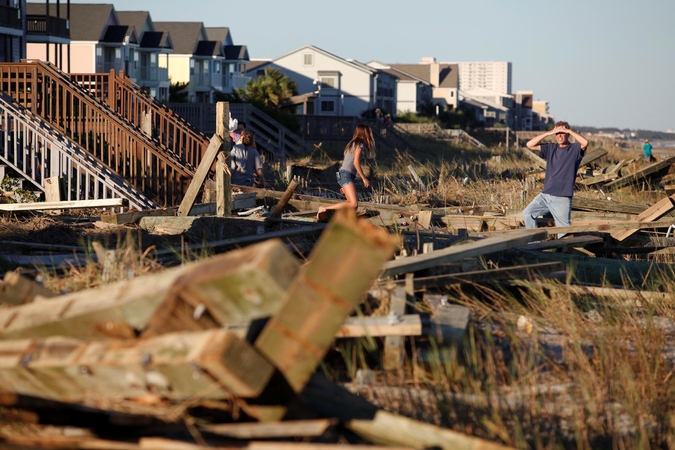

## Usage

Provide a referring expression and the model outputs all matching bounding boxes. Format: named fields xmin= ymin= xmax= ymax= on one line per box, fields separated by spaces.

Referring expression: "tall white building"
xmin=448 ymin=61 xmax=512 ymax=95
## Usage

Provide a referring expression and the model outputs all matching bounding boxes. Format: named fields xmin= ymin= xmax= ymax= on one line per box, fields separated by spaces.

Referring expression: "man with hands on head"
xmin=522 ymin=121 xmax=589 ymax=236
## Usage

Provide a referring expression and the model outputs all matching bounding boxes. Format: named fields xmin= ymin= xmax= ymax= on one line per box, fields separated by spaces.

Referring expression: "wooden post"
xmin=216 ymin=102 xmax=232 ymax=217
xmin=383 ymin=282 xmax=409 ymax=372
xmin=255 ymin=209 xmax=398 ymax=395
xmin=44 ymin=176 xmax=62 ymax=215
xmin=177 ymin=135 xmax=223 ymax=216
xmin=269 ymin=180 xmax=298 ymax=219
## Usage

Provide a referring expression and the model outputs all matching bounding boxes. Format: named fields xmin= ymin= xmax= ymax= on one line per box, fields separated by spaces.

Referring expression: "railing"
xmin=167 ymin=102 xmax=309 ymax=165
xmin=0 ymin=93 xmax=156 ymax=210
xmin=26 ymin=15 xmax=70 ymax=39
xmin=71 ymin=69 xmax=209 ymax=169
xmin=231 ymin=74 xmax=250 ymax=90
xmin=0 ymin=61 xmax=195 ymax=206
xmin=0 ymin=4 xmax=21 ymax=30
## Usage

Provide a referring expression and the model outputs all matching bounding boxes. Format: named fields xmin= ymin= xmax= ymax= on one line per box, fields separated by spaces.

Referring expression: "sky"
xmin=70 ymin=0 xmax=675 ymax=132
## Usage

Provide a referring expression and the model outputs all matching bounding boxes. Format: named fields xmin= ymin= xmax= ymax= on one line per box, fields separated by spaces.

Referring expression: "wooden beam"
xmin=0 ymin=329 xmax=274 ymax=404
xmin=610 ymin=194 xmax=675 ymax=241
xmin=0 ymin=198 xmax=125 ymax=211
xmin=412 ymin=262 xmax=564 ymax=289
xmin=216 ymin=102 xmax=232 ymax=218
xmin=517 ymin=235 xmax=604 ymax=251
xmin=201 ymin=418 xmax=337 ymax=439
xmin=383 ymin=285 xmax=409 ymax=371
xmin=270 ymin=180 xmax=298 ymax=219
xmin=572 ymin=197 xmax=646 ymax=215
xmin=336 ymin=314 xmax=422 ymax=338
xmin=0 ymin=239 xmax=299 ymax=340
xmin=579 ymin=147 xmax=608 ymax=167
xmin=521 ymin=146 xmax=546 ymax=168
xmin=603 ymin=154 xmax=675 ymax=191
xmin=254 ymin=209 xmax=398 ymax=395
xmin=177 ymin=135 xmax=223 ymax=217
xmin=381 ymin=229 xmax=547 ymax=278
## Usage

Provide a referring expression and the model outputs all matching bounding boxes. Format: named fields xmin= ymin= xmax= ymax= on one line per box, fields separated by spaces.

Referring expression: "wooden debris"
xmin=0 ymin=198 xmax=125 ymax=211
xmin=269 ymin=180 xmax=298 ymax=219
xmin=604 ymin=154 xmax=675 ymax=191
xmin=202 ymin=418 xmax=337 ymax=439
xmin=610 ymin=194 xmax=675 ymax=241
xmin=0 ymin=272 xmax=55 ymax=305
xmin=255 ymin=209 xmax=398 ymax=395
xmin=383 ymin=283 xmax=409 ymax=371
xmin=381 ymin=229 xmax=547 ymax=278
xmin=0 ymin=239 xmax=299 ymax=340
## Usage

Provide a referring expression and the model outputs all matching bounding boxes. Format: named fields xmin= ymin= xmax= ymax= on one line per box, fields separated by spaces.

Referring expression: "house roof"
xmin=27 ymin=2 xmax=118 ymax=41
xmin=205 ymin=27 xmax=231 ymax=44
xmin=224 ymin=45 xmax=249 ymax=61
xmin=390 ymin=63 xmax=459 ymax=88
xmin=275 ymin=45 xmax=375 ymax=75
xmin=116 ymin=11 xmax=152 ymax=35
xmin=102 ymin=25 xmax=134 ymax=44
xmin=153 ymin=21 xmax=206 ymax=54
xmin=245 ymin=60 xmax=272 ymax=75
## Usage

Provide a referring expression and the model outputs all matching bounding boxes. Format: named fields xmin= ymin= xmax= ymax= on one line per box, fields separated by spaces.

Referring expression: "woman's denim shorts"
xmin=337 ymin=170 xmax=356 ymax=187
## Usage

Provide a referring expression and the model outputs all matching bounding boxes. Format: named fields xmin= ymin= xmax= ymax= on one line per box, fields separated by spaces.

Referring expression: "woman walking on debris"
xmin=318 ymin=124 xmax=375 ymax=218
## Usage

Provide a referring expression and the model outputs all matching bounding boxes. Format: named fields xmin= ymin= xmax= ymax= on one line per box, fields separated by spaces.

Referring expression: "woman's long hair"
xmin=344 ymin=124 xmax=375 ymax=158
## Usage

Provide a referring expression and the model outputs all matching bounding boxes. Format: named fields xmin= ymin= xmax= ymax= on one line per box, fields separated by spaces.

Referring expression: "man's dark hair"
xmin=555 ymin=121 xmax=570 ymax=129
xmin=238 ymin=121 xmax=246 ymax=128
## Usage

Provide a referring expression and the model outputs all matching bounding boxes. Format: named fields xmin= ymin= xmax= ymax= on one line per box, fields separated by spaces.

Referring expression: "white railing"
xmin=0 ymin=93 xmax=156 ymax=210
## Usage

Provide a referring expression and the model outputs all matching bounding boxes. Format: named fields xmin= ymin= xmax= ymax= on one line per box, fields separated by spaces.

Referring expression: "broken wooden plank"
xmin=517 ymin=235 xmax=604 ymax=251
xmin=603 ymin=154 xmax=675 ymax=191
xmin=177 ymin=134 xmax=223 ymax=217
xmin=0 ymin=198 xmax=125 ymax=211
xmin=0 ymin=272 xmax=55 ymax=305
xmin=521 ymin=146 xmax=546 ymax=169
xmin=0 ymin=239 xmax=299 ymax=340
xmin=412 ymin=262 xmax=564 ymax=289
xmin=381 ymin=229 xmax=547 ymax=278
xmin=0 ymin=329 xmax=274 ymax=405
xmin=610 ymin=194 xmax=675 ymax=241
xmin=270 ymin=180 xmax=298 ymax=219
xmin=335 ymin=314 xmax=422 ymax=338
xmin=201 ymin=418 xmax=337 ymax=439
xmin=579 ymin=172 xmax=618 ymax=186
xmin=579 ymin=147 xmax=608 ymax=167
xmin=571 ymin=197 xmax=646 ymax=215
xmin=255 ymin=209 xmax=398 ymax=395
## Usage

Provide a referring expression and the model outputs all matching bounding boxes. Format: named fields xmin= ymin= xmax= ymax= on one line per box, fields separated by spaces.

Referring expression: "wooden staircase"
xmin=0 ymin=61 xmax=198 ymax=206
xmin=0 ymin=92 xmax=156 ymax=210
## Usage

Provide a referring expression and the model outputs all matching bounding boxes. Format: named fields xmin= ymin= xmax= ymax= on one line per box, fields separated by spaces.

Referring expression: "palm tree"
xmin=238 ymin=68 xmax=297 ymax=107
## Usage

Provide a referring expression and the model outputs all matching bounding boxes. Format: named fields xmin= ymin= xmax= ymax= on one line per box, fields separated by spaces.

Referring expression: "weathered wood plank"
xmin=517 ymin=235 xmax=604 ymax=251
xmin=603 ymin=154 xmax=675 ymax=190
xmin=336 ymin=314 xmax=422 ymax=338
xmin=202 ymin=418 xmax=337 ymax=439
xmin=0 ymin=198 xmax=124 ymax=211
xmin=381 ymin=229 xmax=547 ymax=278
xmin=572 ymin=197 xmax=646 ymax=215
xmin=0 ymin=239 xmax=299 ymax=340
xmin=412 ymin=262 xmax=564 ymax=289
xmin=383 ymin=285 xmax=408 ymax=371
xmin=177 ymin=135 xmax=223 ymax=217
xmin=0 ymin=330 xmax=273 ymax=405
xmin=255 ymin=209 xmax=398 ymax=395
xmin=610 ymin=194 xmax=675 ymax=241
xmin=270 ymin=180 xmax=298 ymax=219
xmin=216 ymin=102 xmax=232 ymax=218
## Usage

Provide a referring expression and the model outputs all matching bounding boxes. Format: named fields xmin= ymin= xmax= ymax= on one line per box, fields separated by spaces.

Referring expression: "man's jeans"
xmin=523 ymin=193 xmax=572 ymax=237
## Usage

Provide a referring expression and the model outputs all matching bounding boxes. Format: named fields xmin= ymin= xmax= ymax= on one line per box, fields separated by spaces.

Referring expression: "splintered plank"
xmin=610 ymin=194 xmax=675 ymax=241
xmin=178 ymin=134 xmax=223 ymax=217
xmin=0 ymin=239 xmax=299 ymax=340
xmin=381 ymin=229 xmax=547 ymax=278
xmin=202 ymin=418 xmax=337 ymax=439
xmin=255 ymin=209 xmax=398 ymax=394
xmin=0 ymin=329 xmax=274 ymax=406
xmin=604 ymin=154 xmax=675 ymax=191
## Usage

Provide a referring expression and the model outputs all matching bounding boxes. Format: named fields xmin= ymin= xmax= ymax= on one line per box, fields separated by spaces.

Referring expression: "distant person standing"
xmin=643 ymin=139 xmax=653 ymax=163
xmin=522 ymin=121 xmax=589 ymax=237
xmin=230 ymin=133 xmax=264 ymax=187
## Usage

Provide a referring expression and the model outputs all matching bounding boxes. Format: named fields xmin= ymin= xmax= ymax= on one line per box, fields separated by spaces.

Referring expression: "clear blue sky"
xmin=71 ymin=0 xmax=675 ymax=132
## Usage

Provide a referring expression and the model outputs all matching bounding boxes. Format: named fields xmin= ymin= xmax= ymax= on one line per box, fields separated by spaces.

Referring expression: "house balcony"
xmin=139 ymin=66 xmax=169 ymax=85
xmin=231 ymin=74 xmax=249 ymax=90
xmin=0 ymin=4 xmax=22 ymax=35
xmin=26 ymin=14 xmax=70 ymax=43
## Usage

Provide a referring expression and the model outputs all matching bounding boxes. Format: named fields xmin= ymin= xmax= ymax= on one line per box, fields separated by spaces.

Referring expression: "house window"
xmin=320 ymin=76 xmax=336 ymax=89
xmin=256 ymin=69 xmax=265 ymax=77
xmin=320 ymin=100 xmax=335 ymax=113
xmin=303 ymin=53 xmax=313 ymax=66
